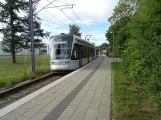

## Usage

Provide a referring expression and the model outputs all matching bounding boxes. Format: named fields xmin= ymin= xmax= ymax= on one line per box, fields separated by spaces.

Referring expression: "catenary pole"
xmin=29 ymin=0 xmax=35 ymax=73
xmin=29 ymin=0 xmax=75 ymax=73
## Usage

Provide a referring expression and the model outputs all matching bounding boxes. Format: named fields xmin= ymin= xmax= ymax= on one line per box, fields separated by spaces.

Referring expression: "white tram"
xmin=49 ymin=34 xmax=98 ymax=72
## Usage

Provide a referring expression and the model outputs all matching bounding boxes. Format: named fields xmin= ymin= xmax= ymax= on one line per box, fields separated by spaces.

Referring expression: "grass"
xmin=0 ymin=55 xmax=50 ymax=88
xmin=112 ymin=62 xmax=159 ymax=120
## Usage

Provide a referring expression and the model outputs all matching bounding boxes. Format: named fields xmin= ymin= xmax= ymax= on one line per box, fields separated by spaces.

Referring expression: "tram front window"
xmin=50 ymin=35 xmax=73 ymax=59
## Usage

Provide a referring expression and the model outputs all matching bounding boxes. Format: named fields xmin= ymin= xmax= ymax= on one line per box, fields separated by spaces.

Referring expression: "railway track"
xmin=0 ymin=73 xmax=66 ymax=109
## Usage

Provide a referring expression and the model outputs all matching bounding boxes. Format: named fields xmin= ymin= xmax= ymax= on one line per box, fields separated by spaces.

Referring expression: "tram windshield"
xmin=50 ymin=35 xmax=73 ymax=59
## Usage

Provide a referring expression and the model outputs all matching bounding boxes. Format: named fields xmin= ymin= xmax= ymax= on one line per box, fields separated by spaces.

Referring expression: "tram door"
xmin=78 ymin=45 xmax=82 ymax=67
xmin=71 ymin=44 xmax=79 ymax=69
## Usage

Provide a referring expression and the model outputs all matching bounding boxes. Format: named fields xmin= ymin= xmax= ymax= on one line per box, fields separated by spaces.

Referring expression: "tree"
xmin=122 ymin=0 xmax=161 ymax=108
xmin=106 ymin=17 xmax=130 ymax=56
xmin=105 ymin=0 xmax=138 ymax=57
xmin=69 ymin=24 xmax=81 ymax=37
xmin=109 ymin=0 xmax=161 ymax=110
xmin=99 ymin=43 xmax=109 ymax=51
xmin=20 ymin=0 xmax=50 ymax=49
xmin=0 ymin=0 xmax=49 ymax=63
xmin=0 ymin=0 xmax=28 ymax=63
xmin=108 ymin=0 xmax=138 ymax=24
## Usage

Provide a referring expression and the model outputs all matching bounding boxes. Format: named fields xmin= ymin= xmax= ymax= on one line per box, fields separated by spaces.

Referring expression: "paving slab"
xmin=23 ymin=105 xmax=44 ymax=118
xmin=89 ymin=100 xmax=101 ymax=110
xmin=70 ymin=112 xmax=85 ymax=120
xmin=1 ymin=108 xmax=29 ymax=120
xmin=75 ymin=103 xmax=89 ymax=114
xmin=84 ymin=109 xmax=98 ymax=120
xmin=29 ymin=112 xmax=48 ymax=120
xmin=97 ymin=118 xmax=107 ymax=120
xmin=58 ymin=57 xmax=112 ymax=120
xmin=57 ymin=117 xmax=70 ymax=120
xmin=60 ymin=105 xmax=77 ymax=118
xmin=0 ymin=57 xmax=112 ymax=120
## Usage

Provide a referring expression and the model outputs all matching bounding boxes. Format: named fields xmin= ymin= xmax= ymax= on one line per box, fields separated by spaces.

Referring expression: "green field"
xmin=0 ymin=55 xmax=50 ymax=88
xmin=112 ymin=62 xmax=159 ymax=120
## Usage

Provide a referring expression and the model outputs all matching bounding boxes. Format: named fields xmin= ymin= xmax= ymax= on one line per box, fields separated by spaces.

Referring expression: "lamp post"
xmin=110 ymin=32 xmax=114 ymax=63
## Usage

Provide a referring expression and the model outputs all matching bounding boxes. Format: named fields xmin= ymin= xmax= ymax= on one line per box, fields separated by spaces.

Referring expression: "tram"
xmin=49 ymin=34 xmax=98 ymax=72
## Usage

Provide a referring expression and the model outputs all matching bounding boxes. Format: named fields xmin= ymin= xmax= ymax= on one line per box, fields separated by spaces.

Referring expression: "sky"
xmin=0 ymin=0 xmax=119 ymax=46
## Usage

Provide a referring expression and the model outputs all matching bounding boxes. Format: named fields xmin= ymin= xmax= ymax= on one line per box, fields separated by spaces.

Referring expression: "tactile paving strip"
xmin=43 ymin=57 xmax=104 ymax=120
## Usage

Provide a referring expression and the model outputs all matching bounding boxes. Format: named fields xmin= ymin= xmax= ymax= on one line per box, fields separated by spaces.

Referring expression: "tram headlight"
xmin=64 ymin=61 xmax=69 ymax=64
xmin=52 ymin=62 xmax=56 ymax=64
xmin=51 ymin=61 xmax=69 ymax=65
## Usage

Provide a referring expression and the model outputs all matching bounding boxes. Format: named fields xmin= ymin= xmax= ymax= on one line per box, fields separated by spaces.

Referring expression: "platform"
xmin=0 ymin=56 xmax=112 ymax=120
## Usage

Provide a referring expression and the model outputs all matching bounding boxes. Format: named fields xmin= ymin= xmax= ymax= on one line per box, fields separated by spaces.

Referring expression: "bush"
xmin=121 ymin=0 xmax=161 ymax=110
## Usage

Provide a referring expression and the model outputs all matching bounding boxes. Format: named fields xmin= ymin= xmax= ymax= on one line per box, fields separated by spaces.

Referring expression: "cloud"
xmin=72 ymin=0 xmax=118 ymax=21
xmin=41 ymin=21 xmax=68 ymax=35
xmin=37 ymin=0 xmax=119 ymax=43
xmin=0 ymin=0 xmax=119 ymax=45
xmin=81 ymin=30 xmax=108 ymax=46
xmin=75 ymin=19 xmax=94 ymax=25
xmin=38 ymin=0 xmax=119 ymax=23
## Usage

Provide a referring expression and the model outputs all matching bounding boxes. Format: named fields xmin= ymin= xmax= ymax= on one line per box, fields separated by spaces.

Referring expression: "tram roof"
xmin=50 ymin=34 xmax=95 ymax=47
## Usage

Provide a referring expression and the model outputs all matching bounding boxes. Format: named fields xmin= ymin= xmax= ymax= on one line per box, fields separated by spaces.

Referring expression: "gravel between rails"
xmin=0 ymin=74 xmax=66 ymax=109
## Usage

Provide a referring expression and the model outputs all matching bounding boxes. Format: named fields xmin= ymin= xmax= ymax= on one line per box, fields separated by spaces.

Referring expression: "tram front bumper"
xmin=50 ymin=64 xmax=69 ymax=71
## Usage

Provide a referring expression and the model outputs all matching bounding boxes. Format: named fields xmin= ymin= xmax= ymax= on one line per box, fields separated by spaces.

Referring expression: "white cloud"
xmin=41 ymin=21 xmax=58 ymax=31
xmin=41 ymin=21 xmax=68 ymax=42
xmin=0 ymin=0 xmax=119 ymax=45
xmin=72 ymin=0 xmax=118 ymax=21
xmin=80 ymin=30 xmax=108 ymax=46
xmin=38 ymin=0 xmax=119 ymax=23
xmin=37 ymin=0 xmax=118 ymax=44
xmin=75 ymin=19 xmax=94 ymax=25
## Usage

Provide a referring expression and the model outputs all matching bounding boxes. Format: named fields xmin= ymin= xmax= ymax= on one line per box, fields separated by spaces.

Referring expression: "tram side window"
xmin=71 ymin=44 xmax=79 ymax=60
xmin=92 ymin=48 xmax=94 ymax=56
xmin=85 ymin=46 xmax=88 ymax=58
xmin=82 ymin=46 xmax=84 ymax=58
xmin=81 ymin=46 xmax=88 ymax=58
xmin=85 ymin=46 xmax=87 ymax=58
xmin=89 ymin=48 xmax=90 ymax=57
xmin=82 ymin=46 xmax=85 ymax=58
xmin=89 ymin=48 xmax=92 ymax=57
xmin=89 ymin=47 xmax=94 ymax=57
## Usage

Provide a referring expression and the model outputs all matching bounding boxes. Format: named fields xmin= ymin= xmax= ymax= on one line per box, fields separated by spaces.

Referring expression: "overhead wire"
xmin=35 ymin=0 xmax=57 ymax=14
xmin=63 ymin=0 xmax=92 ymax=35
xmin=45 ymin=0 xmax=88 ymax=35
xmin=63 ymin=0 xmax=96 ymax=41
xmin=54 ymin=0 xmax=68 ymax=5
xmin=36 ymin=3 xmax=66 ymax=25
